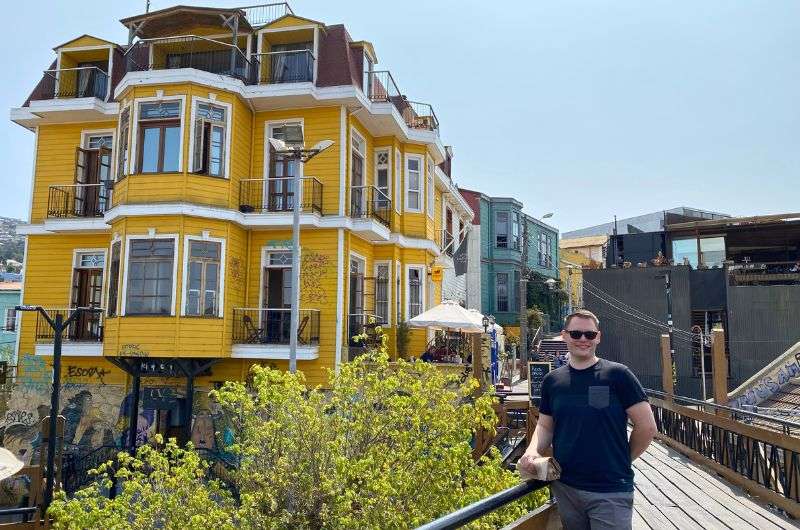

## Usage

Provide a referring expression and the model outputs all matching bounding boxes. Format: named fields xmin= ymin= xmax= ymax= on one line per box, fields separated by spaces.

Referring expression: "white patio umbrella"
xmin=407 ymin=300 xmax=484 ymax=333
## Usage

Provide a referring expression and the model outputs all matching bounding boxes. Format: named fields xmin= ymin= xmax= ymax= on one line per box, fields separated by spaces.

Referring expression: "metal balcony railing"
xmin=125 ymin=35 xmax=260 ymax=85
xmin=240 ymin=2 xmax=294 ymax=26
xmin=37 ymin=67 xmax=109 ymax=100
xmin=364 ymin=71 xmax=440 ymax=133
xmin=350 ymin=185 xmax=391 ymax=228
xmin=239 ymin=177 xmax=323 ymax=214
xmin=232 ymin=308 xmax=320 ymax=345
xmin=35 ymin=308 xmax=103 ymax=343
xmin=256 ymin=49 xmax=314 ymax=83
xmin=47 ymin=184 xmax=110 ymax=219
xmin=727 ymin=261 xmax=800 ymax=286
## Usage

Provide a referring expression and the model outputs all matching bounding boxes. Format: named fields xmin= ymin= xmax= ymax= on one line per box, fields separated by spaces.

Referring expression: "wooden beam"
xmin=712 ymin=327 xmax=728 ymax=415
xmin=655 ymin=432 xmax=800 ymax=519
xmin=500 ymin=500 xmax=559 ymax=530
xmin=660 ymin=334 xmax=673 ymax=401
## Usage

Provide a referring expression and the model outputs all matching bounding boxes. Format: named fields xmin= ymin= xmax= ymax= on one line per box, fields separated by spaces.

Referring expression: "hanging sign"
xmin=431 ymin=266 xmax=443 ymax=282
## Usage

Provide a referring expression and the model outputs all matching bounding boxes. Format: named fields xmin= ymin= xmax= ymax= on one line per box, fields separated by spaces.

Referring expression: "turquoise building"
xmin=0 ymin=282 xmax=21 ymax=363
xmin=458 ymin=189 xmax=559 ymax=330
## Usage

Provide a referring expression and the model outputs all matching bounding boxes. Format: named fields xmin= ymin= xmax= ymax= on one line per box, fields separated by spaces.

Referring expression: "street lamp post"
xmin=267 ymin=134 xmax=333 ymax=373
xmin=14 ymin=305 xmax=102 ymax=513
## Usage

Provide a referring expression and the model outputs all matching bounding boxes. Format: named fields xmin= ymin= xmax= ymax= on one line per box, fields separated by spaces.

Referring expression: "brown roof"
xmin=316 ymin=24 xmax=362 ymax=89
xmin=667 ymin=212 xmax=800 ymax=232
xmin=120 ymin=5 xmax=253 ymax=38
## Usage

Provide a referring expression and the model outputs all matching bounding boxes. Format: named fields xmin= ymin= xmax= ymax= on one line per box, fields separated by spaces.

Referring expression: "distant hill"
xmin=0 ymin=217 xmax=24 ymax=268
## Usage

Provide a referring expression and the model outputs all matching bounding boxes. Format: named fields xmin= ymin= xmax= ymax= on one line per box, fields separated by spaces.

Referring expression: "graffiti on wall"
xmin=729 ymin=352 xmax=800 ymax=409
xmin=300 ymin=250 xmax=330 ymax=305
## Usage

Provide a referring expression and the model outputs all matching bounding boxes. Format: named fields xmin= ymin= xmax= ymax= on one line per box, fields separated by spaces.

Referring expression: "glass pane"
xmin=189 ymin=261 xmax=202 ymax=290
xmin=140 ymin=127 xmax=160 ymax=173
xmin=700 ymin=237 xmax=726 ymax=268
xmin=205 ymin=263 xmax=219 ymax=290
xmin=204 ymin=291 xmax=216 ymax=316
xmin=209 ymin=125 xmax=223 ymax=176
xmin=408 ymin=159 xmax=419 ymax=171
xmin=87 ymin=135 xmax=113 ymax=149
xmin=187 ymin=290 xmax=200 ymax=315
xmin=377 ymin=168 xmax=388 ymax=189
xmin=162 ymin=126 xmax=180 ymax=172
xmin=672 ymin=239 xmax=698 ymax=269
xmin=409 ymin=173 xmax=419 ymax=190
xmin=409 ymin=191 xmax=419 ymax=210
xmin=140 ymin=101 xmax=180 ymax=119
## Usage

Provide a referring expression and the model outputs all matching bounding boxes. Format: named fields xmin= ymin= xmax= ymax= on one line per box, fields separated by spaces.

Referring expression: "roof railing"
xmin=239 ymin=3 xmax=294 ymax=26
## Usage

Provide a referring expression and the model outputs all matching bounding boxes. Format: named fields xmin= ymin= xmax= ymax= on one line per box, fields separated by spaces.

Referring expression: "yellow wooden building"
xmin=8 ymin=4 xmax=473 ymax=458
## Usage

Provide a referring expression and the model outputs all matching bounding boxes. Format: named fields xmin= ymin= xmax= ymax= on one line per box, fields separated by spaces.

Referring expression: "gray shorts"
xmin=551 ymin=480 xmax=634 ymax=530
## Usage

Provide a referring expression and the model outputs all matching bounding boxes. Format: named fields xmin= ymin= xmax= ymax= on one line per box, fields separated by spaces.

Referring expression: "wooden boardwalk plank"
xmin=632 ymin=507 xmax=649 ymax=530
xmin=644 ymin=439 xmax=798 ymax=529
xmin=633 ymin=500 xmax=678 ymax=530
xmin=644 ymin=443 xmax=790 ymax=529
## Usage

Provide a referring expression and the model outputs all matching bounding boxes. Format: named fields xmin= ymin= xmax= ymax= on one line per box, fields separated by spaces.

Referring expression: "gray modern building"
xmin=564 ymin=207 xmax=729 ymax=239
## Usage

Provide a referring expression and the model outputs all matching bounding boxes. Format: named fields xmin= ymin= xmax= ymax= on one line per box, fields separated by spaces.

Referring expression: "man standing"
xmin=518 ymin=309 xmax=657 ymax=530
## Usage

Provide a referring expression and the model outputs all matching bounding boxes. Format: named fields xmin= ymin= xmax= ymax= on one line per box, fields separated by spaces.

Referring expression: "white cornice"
xmin=231 ymin=344 xmax=319 ymax=359
xmin=35 ymin=342 xmax=104 ymax=357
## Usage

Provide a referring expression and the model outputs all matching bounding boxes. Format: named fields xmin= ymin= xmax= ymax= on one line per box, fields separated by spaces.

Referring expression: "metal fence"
xmin=47 ymin=184 xmax=109 ymax=218
xmin=232 ymin=308 xmax=320 ymax=345
xmin=35 ymin=308 xmax=103 ymax=343
xmin=350 ymin=185 xmax=392 ymax=227
xmin=239 ymin=177 xmax=323 ymax=214
xmin=240 ymin=2 xmax=294 ymax=26
xmin=41 ymin=67 xmax=108 ymax=100
xmin=256 ymin=49 xmax=314 ymax=84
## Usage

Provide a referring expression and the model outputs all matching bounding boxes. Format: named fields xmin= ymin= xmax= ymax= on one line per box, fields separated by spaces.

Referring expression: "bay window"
xmin=186 ymin=240 xmax=221 ymax=317
xmin=125 ymin=238 xmax=175 ymax=315
xmin=137 ymin=101 xmax=181 ymax=173
xmin=406 ymin=156 xmax=422 ymax=212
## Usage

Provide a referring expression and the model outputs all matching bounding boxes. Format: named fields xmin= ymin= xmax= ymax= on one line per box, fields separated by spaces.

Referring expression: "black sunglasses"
xmin=567 ymin=330 xmax=599 ymax=340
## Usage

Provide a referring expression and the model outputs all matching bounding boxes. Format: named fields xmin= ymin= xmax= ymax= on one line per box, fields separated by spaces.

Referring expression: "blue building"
xmin=459 ymin=189 xmax=559 ymax=331
xmin=0 ymin=282 xmax=21 ymax=363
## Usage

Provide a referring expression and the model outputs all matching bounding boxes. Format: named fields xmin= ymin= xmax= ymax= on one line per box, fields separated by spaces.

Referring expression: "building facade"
xmin=584 ymin=213 xmax=800 ymax=399
xmin=563 ymin=207 xmax=729 ymax=239
xmin=7 ymin=4 xmax=473 ymax=463
xmin=458 ymin=189 xmax=559 ymax=331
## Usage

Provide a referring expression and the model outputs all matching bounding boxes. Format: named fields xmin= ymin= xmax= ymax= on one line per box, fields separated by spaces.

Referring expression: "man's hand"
xmin=517 ymin=452 xmax=540 ymax=477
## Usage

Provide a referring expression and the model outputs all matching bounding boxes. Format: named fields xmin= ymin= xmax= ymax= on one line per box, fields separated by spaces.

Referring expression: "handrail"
xmin=255 ymin=49 xmax=316 ymax=59
xmin=645 ymin=388 xmax=800 ymax=432
xmin=125 ymin=34 xmax=247 ymax=56
xmin=415 ymin=480 xmax=549 ymax=530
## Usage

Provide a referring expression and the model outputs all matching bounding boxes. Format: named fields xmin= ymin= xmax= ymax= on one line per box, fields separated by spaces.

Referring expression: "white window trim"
xmin=181 ymin=234 xmax=227 ymax=318
xmin=374 ymin=147 xmax=391 ymax=204
xmin=405 ymin=264 xmax=426 ymax=320
xmin=107 ymin=234 xmax=122 ymax=317
xmin=405 ymin=154 xmax=423 ymax=213
xmin=188 ymin=96 xmax=233 ymax=178
xmin=117 ymin=102 xmax=132 ymax=179
xmin=394 ymin=148 xmax=402 ymax=214
xmin=70 ymin=248 xmax=108 ymax=310
xmin=121 ymin=233 xmax=180 ymax=316
xmin=374 ymin=260 xmax=392 ymax=326
xmin=258 ymin=245 xmax=295 ymax=311
xmin=395 ymin=260 xmax=402 ymax=322
xmin=350 ymin=126 xmax=366 ymax=186
xmin=348 ymin=252 xmax=367 ymax=326
xmin=426 ymin=156 xmax=434 ymax=219
xmin=264 ymin=119 xmax=305 ymax=180
xmin=80 ymin=128 xmax=117 ymax=180
xmin=130 ymin=95 xmax=187 ymax=174
xmin=3 ymin=307 xmax=15 ymax=332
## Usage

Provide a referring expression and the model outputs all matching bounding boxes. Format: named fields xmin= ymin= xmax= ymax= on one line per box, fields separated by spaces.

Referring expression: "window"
xmin=137 ymin=101 xmax=181 ymax=173
xmin=375 ymin=149 xmax=390 ymax=209
xmin=407 ymin=266 xmax=424 ymax=318
xmin=192 ymin=102 xmax=227 ymax=177
xmin=427 ymin=158 xmax=434 ymax=218
xmin=117 ymin=107 xmax=130 ymax=179
xmin=496 ymin=212 xmax=509 ymax=248
xmin=186 ymin=241 xmax=221 ymax=317
xmin=538 ymin=233 xmax=553 ymax=268
xmin=107 ymin=241 xmax=121 ymax=317
xmin=363 ymin=53 xmax=374 ymax=96
xmin=350 ymin=131 xmax=366 ymax=215
xmin=496 ymin=272 xmax=509 ymax=312
xmin=394 ymin=149 xmax=402 ymax=213
xmin=125 ymin=238 xmax=175 ymax=315
xmin=406 ymin=156 xmax=422 ymax=212
xmin=671 ymin=237 xmax=725 ymax=269
xmin=375 ymin=262 xmax=390 ymax=324
xmin=4 ymin=308 xmax=16 ymax=332
xmin=395 ymin=260 xmax=402 ymax=323
xmin=76 ymin=251 xmax=105 ymax=269
xmin=511 ymin=213 xmax=521 ymax=250
xmin=513 ymin=270 xmax=520 ymax=312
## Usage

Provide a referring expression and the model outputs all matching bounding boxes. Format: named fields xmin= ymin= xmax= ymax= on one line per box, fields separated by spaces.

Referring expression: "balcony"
xmin=728 ymin=262 xmax=800 ymax=286
xmin=125 ymin=35 xmax=260 ymax=85
xmin=364 ymin=71 xmax=439 ymax=133
xmin=34 ymin=308 xmax=104 ymax=357
xmin=47 ymin=184 xmax=110 ymax=219
xmin=241 ymin=3 xmax=294 ymax=26
xmin=231 ymin=308 xmax=320 ymax=359
xmin=32 ymin=67 xmax=109 ymax=101
xmin=255 ymin=49 xmax=314 ymax=84
xmin=350 ymin=186 xmax=391 ymax=228
xmin=239 ymin=177 xmax=323 ymax=214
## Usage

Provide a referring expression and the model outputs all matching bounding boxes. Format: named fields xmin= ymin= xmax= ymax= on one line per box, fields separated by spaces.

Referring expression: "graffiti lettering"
xmin=119 ymin=344 xmax=149 ymax=358
xmin=729 ymin=352 xmax=800 ymax=409
xmin=67 ymin=366 xmax=110 ymax=384
xmin=3 ymin=410 xmax=35 ymax=426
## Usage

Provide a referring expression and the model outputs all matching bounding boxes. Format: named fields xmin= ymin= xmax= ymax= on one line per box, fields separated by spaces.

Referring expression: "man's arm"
xmin=627 ymin=401 xmax=657 ymax=461
xmin=518 ymin=413 xmax=553 ymax=475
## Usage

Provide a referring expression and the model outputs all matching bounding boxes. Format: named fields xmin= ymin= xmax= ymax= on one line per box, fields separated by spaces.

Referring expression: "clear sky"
xmin=2 ymin=1 xmax=798 ymax=232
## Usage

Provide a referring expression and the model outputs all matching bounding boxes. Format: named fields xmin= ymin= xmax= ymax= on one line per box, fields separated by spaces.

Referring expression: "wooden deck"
xmin=632 ymin=438 xmax=800 ymax=529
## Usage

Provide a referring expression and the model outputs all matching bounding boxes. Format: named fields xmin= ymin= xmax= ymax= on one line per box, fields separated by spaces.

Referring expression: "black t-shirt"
xmin=539 ymin=358 xmax=647 ymax=493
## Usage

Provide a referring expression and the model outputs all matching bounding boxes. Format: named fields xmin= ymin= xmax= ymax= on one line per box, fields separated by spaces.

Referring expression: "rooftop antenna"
xmin=146 ymin=0 xmax=151 ymax=13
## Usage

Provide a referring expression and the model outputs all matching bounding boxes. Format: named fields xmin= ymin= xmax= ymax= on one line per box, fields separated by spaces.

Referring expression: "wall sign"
xmin=528 ymin=362 xmax=552 ymax=406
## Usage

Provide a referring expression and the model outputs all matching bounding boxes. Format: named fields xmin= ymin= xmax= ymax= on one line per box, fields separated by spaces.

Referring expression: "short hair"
xmin=564 ymin=309 xmax=600 ymax=329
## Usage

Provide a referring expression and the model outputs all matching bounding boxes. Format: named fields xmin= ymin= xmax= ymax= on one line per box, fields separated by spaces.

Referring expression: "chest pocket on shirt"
xmin=588 ymin=385 xmax=610 ymax=409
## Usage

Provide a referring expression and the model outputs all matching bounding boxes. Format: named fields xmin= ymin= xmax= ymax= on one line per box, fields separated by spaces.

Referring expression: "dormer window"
xmin=363 ymin=53 xmax=374 ymax=94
